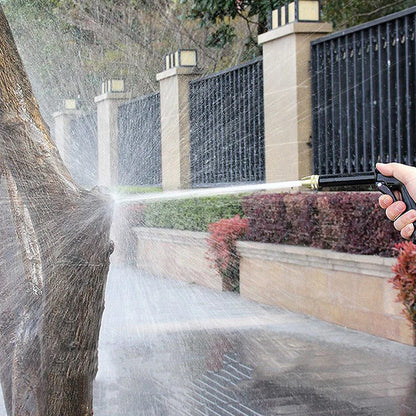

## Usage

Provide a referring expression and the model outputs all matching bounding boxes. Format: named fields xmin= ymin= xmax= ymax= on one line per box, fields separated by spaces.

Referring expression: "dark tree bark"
xmin=0 ymin=5 xmax=113 ymax=415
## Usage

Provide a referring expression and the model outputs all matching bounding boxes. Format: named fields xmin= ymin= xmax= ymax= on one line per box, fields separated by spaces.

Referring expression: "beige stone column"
xmin=52 ymin=107 xmax=83 ymax=168
xmin=156 ymin=67 xmax=201 ymax=190
xmin=94 ymin=90 xmax=130 ymax=187
xmin=259 ymin=22 xmax=332 ymax=182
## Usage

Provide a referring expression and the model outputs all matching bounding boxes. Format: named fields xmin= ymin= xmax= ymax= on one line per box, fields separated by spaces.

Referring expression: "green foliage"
xmin=206 ymin=23 xmax=236 ymax=48
xmin=183 ymin=0 xmax=416 ymax=49
xmin=183 ymin=0 xmax=282 ymax=23
xmin=322 ymin=0 xmax=416 ymax=29
xmin=115 ymin=186 xmax=162 ymax=194
xmin=1 ymin=0 xmax=59 ymax=13
xmin=142 ymin=195 xmax=244 ymax=231
xmin=181 ymin=0 xmax=283 ymax=51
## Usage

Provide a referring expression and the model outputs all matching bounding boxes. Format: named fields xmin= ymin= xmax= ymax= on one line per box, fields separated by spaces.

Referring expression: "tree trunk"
xmin=0 ymin=5 xmax=113 ymax=415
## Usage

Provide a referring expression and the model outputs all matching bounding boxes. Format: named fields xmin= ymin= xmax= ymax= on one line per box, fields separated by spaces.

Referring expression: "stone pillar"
xmin=156 ymin=66 xmax=201 ymax=190
xmin=94 ymin=89 xmax=130 ymax=188
xmin=52 ymin=105 xmax=82 ymax=168
xmin=259 ymin=22 xmax=332 ymax=182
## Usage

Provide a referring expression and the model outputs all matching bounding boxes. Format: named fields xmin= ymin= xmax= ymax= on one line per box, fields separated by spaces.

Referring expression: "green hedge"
xmin=142 ymin=195 xmax=244 ymax=231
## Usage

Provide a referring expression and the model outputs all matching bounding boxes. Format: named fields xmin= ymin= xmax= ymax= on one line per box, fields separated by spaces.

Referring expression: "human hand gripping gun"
xmin=301 ymin=168 xmax=416 ymax=243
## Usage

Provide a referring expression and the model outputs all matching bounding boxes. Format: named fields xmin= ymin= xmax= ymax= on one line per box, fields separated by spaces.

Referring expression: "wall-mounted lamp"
xmin=64 ymin=99 xmax=78 ymax=110
xmin=165 ymin=49 xmax=198 ymax=71
xmin=101 ymin=79 xmax=125 ymax=94
xmin=270 ymin=0 xmax=321 ymax=30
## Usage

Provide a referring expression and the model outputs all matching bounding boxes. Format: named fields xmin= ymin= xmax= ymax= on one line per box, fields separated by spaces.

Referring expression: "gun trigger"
xmin=376 ymin=183 xmax=397 ymax=202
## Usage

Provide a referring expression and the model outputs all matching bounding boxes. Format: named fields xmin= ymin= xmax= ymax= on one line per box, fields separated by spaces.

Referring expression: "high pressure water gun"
xmin=301 ymin=168 xmax=416 ymax=243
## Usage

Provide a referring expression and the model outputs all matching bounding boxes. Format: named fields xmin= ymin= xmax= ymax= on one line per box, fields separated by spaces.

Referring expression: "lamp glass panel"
xmin=280 ymin=6 xmax=286 ymax=25
xmin=64 ymin=99 xmax=77 ymax=110
xmin=174 ymin=51 xmax=180 ymax=67
xmin=272 ymin=9 xmax=278 ymax=29
xmin=179 ymin=50 xmax=197 ymax=66
xmin=298 ymin=0 xmax=320 ymax=21
xmin=110 ymin=79 xmax=125 ymax=92
xmin=288 ymin=2 xmax=295 ymax=22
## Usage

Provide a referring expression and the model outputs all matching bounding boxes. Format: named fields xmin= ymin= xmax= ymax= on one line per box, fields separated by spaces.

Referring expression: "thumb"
xmin=376 ymin=162 xmax=416 ymax=185
xmin=376 ymin=162 xmax=416 ymax=200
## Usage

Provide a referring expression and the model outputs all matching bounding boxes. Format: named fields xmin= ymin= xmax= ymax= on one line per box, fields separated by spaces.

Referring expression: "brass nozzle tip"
xmin=301 ymin=175 xmax=320 ymax=190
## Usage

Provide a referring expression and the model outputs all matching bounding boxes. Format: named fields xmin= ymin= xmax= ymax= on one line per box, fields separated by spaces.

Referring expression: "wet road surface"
xmin=93 ymin=265 xmax=416 ymax=416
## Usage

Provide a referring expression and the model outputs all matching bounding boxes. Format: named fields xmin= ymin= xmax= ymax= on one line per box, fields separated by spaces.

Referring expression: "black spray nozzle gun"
xmin=301 ymin=169 xmax=416 ymax=243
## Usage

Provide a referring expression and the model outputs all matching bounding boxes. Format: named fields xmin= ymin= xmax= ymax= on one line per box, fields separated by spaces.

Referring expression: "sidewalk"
xmin=94 ymin=265 xmax=416 ymax=416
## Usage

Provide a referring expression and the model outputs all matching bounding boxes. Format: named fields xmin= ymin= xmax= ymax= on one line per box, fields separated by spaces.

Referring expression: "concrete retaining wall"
xmin=238 ymin=241 xmax=414 ymax=346
xmin=134 ymin=227 xmax=223 ymax=291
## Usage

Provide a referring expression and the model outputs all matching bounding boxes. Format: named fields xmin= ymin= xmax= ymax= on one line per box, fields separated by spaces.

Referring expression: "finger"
xmin=393 ymin=209 xmax=416 ymax=231
xmin=401 ymin=223 xmax=415 ymax=240
xmin=385 ymin=200 xmax=406 ymax=221
xmin=379 ymin=194 xmax=393 ymax=209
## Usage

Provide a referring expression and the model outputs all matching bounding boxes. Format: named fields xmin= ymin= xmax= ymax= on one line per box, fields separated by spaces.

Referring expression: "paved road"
xmin=93 ymin=265 xmax=416 ymax=416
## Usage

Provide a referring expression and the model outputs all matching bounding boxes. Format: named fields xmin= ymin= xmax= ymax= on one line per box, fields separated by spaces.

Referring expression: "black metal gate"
xmin=118 ymin=93 xmax=161 ymax=187
xmin=311 ymin=7 xmax=416 ymax=175
xmin=189 ymin=57 xmax=265 ymax=187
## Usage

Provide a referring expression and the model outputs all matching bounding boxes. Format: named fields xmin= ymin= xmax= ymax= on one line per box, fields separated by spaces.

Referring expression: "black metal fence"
xmin=118 ymin=93 xmax=161 ymax=187
xmin=311 ymin=6 xmax=416 ymax=175
xmin=189 ymin=57 xmax=265 ymax=187
xmin=69 ymin=112 xmax=97 ymax=187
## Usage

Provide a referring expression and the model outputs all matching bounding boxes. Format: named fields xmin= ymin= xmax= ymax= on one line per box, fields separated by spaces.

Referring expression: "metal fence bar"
xmin=117 ymin=92 xmax=161 ymax=187
xmin=189 ymin=57 xmax=265 ymax=187
xmin=311 ymin=6 xmax=416 ymax=175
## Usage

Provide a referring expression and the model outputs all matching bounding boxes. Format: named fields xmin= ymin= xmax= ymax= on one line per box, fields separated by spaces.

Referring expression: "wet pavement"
xmin=93 ymin=265 xmax=416 ymax=416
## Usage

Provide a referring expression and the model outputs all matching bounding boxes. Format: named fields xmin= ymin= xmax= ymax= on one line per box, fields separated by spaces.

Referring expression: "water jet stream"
xmin=114 ymin=180 xmax=304 ymax=203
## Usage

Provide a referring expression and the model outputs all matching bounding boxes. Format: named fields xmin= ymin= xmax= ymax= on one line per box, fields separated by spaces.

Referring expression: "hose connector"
xmin=301 ymin=175 xmax=320 ymax=190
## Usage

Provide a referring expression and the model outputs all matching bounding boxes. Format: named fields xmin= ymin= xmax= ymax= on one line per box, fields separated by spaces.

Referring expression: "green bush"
xmin=115 ymin=186 xmax=162 ymax=194
xmin=142 ymin=195 xmax=244 ymax=231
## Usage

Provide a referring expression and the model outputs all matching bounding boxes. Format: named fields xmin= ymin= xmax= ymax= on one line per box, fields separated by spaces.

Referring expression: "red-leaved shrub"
xmin=206 ymin=215 xmax=248 ymax=291
xmin=242 ymin=194 xmax=287 ymax=243
xmin=242 ymin=192 xmax=400 ymax=256
xmin=391 ymin=242 xmax=416 ymax=330
xmin=316 ymin=192 xmax=399 ymax=255
xmin=284 ymin=192 xmax=319 ymax=247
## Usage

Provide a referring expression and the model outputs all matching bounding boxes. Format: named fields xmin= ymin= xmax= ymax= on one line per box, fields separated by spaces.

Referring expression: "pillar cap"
xmin=156 ymin=66 xmax=202 ymax=82
xmin=258 ymin=21 xmax=332 ymax=44
xmin=94 ymin=91 xmax=132 ymax=104
xmin=52 ymin=109 xmax=84 ymax=118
